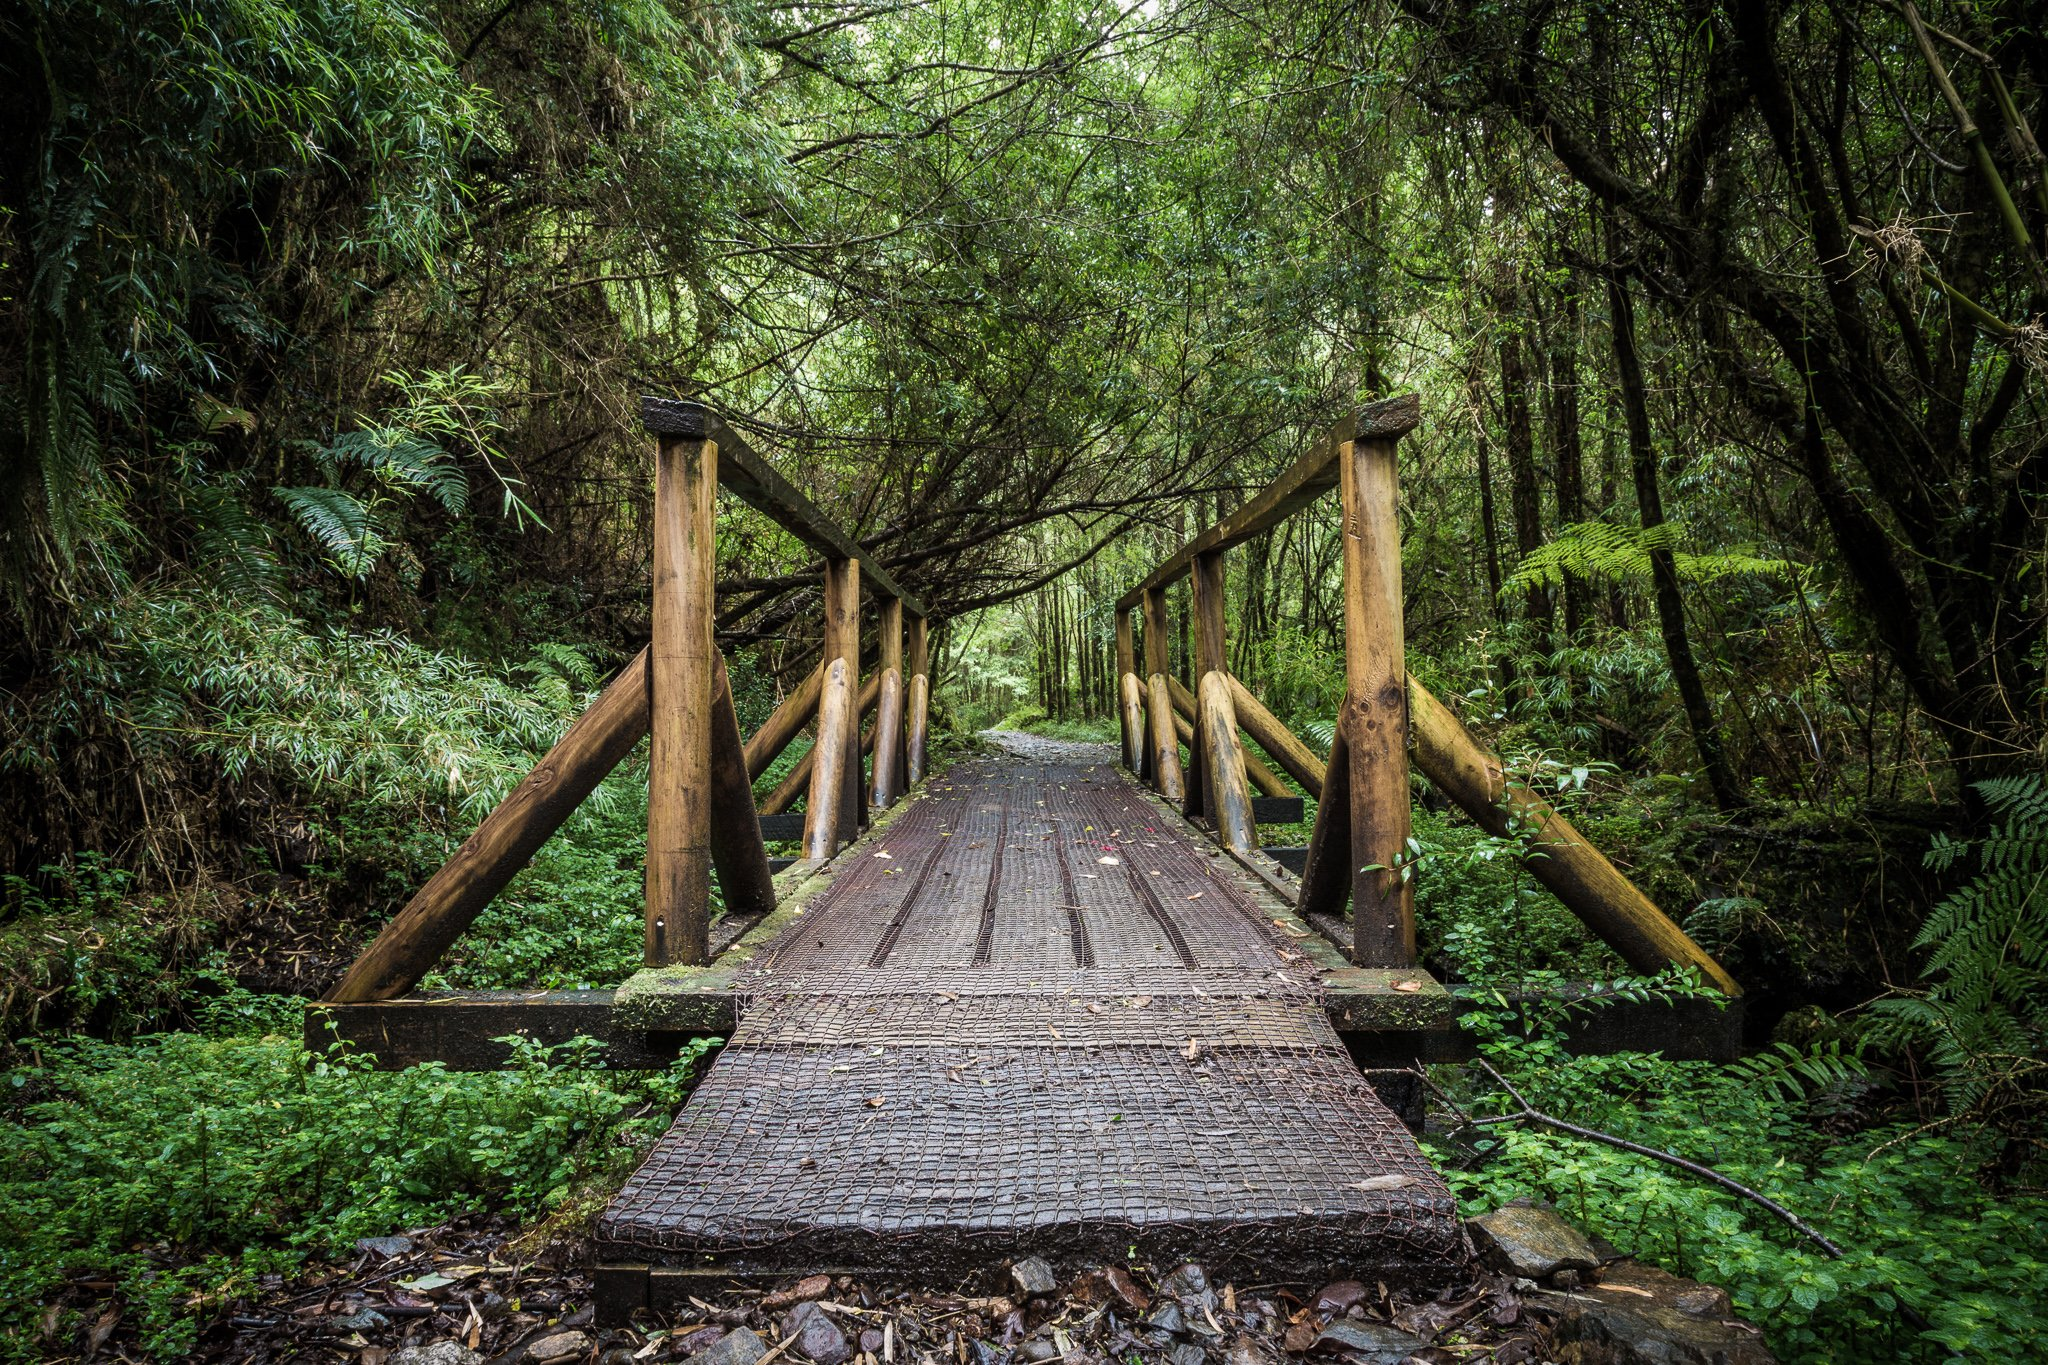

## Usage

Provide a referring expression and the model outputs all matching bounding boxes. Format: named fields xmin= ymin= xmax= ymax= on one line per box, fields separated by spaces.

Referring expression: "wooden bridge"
xmin=311 ymin=394 xmax=1740 ymax=1318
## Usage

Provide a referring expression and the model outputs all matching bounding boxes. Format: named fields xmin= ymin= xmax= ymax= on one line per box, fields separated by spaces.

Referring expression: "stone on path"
xmin=1312 ymin=1319 xmax=1426 ymax=1362
xmin=1469 ymin=1203 xmax=1603 ymax=1280
xmin=686 ymin=1327 xmax=767 ymax=1365
xmin=1545 ymin=1262 xmax=1777 ymax=1365
xmin=783 ymin=1301 xmax=851 ymax=1365
xmin=524 ymin=1329 xmax=593 ymax=1363
xmin=390 ymin=1345 xmax=483 ymax=1365
xmin=1011 ymin=1256 xmax=1059 ymax=1297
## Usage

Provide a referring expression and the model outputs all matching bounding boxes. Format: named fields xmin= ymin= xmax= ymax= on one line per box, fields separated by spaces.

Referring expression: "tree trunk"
xmin=1608 ymin=267 xmax=1746 ymax=812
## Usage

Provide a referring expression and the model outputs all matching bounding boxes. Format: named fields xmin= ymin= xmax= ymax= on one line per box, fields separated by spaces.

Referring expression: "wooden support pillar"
xmin=1120 ymin=671 xmax=1147 ymax=779
xmin=1141 ymin=586 xmax=1184 ymax=801
xmin=763 ymin=671 xmax=880 ymax=817
xmin=906 ymin=613 xmax=930 ymax=786
xmin=1184 ymin=550 xmax=1227 ymax=818
xmin=1340 ymin=396 xmax=1419 ymax=967
xmin=1297 ymin=726 xmax=1351 ymax=918
xmin=1114 ymin=607 xmax=1140 ymax=772
xmin=805 ymin=657 xmax=855 ymax=858
xmin=708 ymin=655 xmax=776 ymax=920
xmin=1225 ymin=675 xmax=1326 ymax=799
xmin=1166 ymin=675 xmax=1290 ymax=800
xmin=1199 ymin=670 xmax=1258 ymax=854
xmin=326 ymin=647 xmax=653 ymax=1002
xmin=821 ymin=557 xmax=863 ymax=843
xmin=646 ymin=415 xmax=719 ymax=967
xmin=871 ymin=597 xmax=905 ymax=808
xmin=743 ymin=663 xmax=823 ymax=781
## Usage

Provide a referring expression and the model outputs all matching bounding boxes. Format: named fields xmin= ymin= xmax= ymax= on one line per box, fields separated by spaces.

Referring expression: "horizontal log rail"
xmin=1113 ymin=394 xmax=1739 ymax=995
xmin=326 ymin=397 xmax=940 ymax=1004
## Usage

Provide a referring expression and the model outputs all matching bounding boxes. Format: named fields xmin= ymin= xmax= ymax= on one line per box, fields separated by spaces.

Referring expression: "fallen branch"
xmin=1459 ymin=1059 xmax=1936 ymax=1333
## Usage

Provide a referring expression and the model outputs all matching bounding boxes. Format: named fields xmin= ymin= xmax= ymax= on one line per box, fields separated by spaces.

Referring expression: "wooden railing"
xmin=326 ymin=397 xmax=935 ymax=1003
xmin=1116 ymin=394 xmax=1740 ymax=995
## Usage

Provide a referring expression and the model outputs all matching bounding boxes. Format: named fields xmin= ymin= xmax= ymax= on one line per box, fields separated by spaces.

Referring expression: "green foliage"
xmin=1436 ymin=1016 xmax=2048 ymax=1362
xmin=1502 ymin=522 xmax=1796 ymax=601
xmin=0 ymin=989 xmax=715 ymax=1359
xmin=1 ymin=0 xmax=486 ymax=579
xmin=1872 ymin=775 xmax=2048 ymax=1138
xmin=429 ymin=761 xmax=653 ymax=989
xmin=12 ymin=589 xmax=601 ymax=832
xmin=0 ymin=857 xmax=193 ymax=1048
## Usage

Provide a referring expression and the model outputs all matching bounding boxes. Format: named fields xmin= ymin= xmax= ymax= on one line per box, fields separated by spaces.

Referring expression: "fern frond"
xmin=275 ymin=486 xmax=388 ymax=578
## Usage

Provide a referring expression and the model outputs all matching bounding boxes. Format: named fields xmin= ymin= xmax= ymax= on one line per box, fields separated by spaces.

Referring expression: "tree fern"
xmin=1873 ymin=775 xmax=2048 ymax=1130
xmin=274 ymin=486 xmax=389 ymax=579
xmin=1504 ymin=521 xmax=1796 ymax=598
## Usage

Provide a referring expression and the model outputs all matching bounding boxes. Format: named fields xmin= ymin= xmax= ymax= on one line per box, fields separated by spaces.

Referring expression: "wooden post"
xmin=1119 ymin=671 xmax=1147 ymax=778
xmin=1114 ymin=607 xmax=1140 ymax=771
xmin=1297 ymin=726 xmax=1351 ymax=918
xmin=1199 ymin=670 xmax=1258 ymax=854
xmin=871 ymin=596 xmax=905 ymax=807
xmin=1225 ymin=675 xmax=1326 ymax=799
xmin=762 ymin=671 xmax=880 ymax=817
xmin=805 ymin=657 xmax=854 ymax=858
xmin=708 ymin=655 xmax=776 ymax=921
xmin=326 ymin=648 xmax=653 ymax=1002
xmin=1165 ymin=674 xmax=1290 ymax=799
xmin=1340 ymin=395 xmax=1420 ymax=967
xmin=822 ymin=557 xmax=863 ymax=843
xmin=1141 ymin=586 xmax=1184 ymax=801
xmin=743 ymin=663 xmax=823 ymax=780
xmin=1183 ymin=550 xmax=1228 ymax=818
xmin=646 ymin=408 xmax=719 ymax=967
xmin=1408 ymin=677 xmax=1741 ymax=994
xmin=906 ymin=613 xmax=930 ymax=786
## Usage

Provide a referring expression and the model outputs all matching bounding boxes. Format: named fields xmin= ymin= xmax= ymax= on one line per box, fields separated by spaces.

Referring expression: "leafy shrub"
xmin=1434 ymin=1013 xmax=2048 ymax=1362
xmin=0 ymin=987 xmax=714 ymax=1359
xmin=1873 ymin=773 xmax=2047 ymax=1145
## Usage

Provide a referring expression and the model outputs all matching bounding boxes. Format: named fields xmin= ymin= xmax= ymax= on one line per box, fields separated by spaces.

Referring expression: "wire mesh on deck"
xmin=596 ymin=756 xmax=1469 ymax=1282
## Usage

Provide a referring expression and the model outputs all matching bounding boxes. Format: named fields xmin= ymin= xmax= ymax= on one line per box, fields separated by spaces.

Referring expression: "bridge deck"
xmin=596 ymin=755 xmax=1468 ymax=1281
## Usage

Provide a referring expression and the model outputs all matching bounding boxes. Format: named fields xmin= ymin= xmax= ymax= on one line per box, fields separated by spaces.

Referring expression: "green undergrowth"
xmin=1431 ymin=1001 xmax=2048 ymax=1363
xmin=0 ymin=980 xmax=716 ymax=1361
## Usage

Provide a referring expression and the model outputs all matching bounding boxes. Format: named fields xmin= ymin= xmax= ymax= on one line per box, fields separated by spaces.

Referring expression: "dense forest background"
xmin=2 ymin=0 xmax=2044 ymax=1360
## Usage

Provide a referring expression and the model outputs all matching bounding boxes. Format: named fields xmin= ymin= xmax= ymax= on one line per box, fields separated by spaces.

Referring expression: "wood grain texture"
xmin=804 ymin=657 xmax=854 ymax=858
xmin=1119 ymin=671 xmax=1147 ymax=777
xmin=1114 ymin=608 xmax=1139 ymax=771
xmin=1226 ymin=675 xmax=1325 ymax=798
xmin=743 ymin=664 xmax=822 ymax=780
xmin=709 ymin=654 xmax=777 ymax=924
xmin=1340 ymin=434 xmax=1415 ymax=967
xmin=822 ymin=557 xmax=863 ymax=842
xmin=870 ymin=666 xmax=905 ymax=808
xmin=1165 ymin=673 xmax=1290 ymax=799
xmin=906 ymin=671 xmax=930 ymax=787
xmin=647 ymin=435 xmax=718 ymax=967
xmin=1200 ymin=670 xmax=1258 ymax=854
xmin=759 ymin=670 xmax=881 ymax=816
xmin=1296 ymin=726 xmax=1351 ymax=920
xmin=325 ymin=648 xmax=653 ymax=1002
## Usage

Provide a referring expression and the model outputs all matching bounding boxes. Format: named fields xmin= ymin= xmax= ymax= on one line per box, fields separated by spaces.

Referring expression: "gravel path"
xmin=979 ymin=728 xmax=1120 ymax=765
